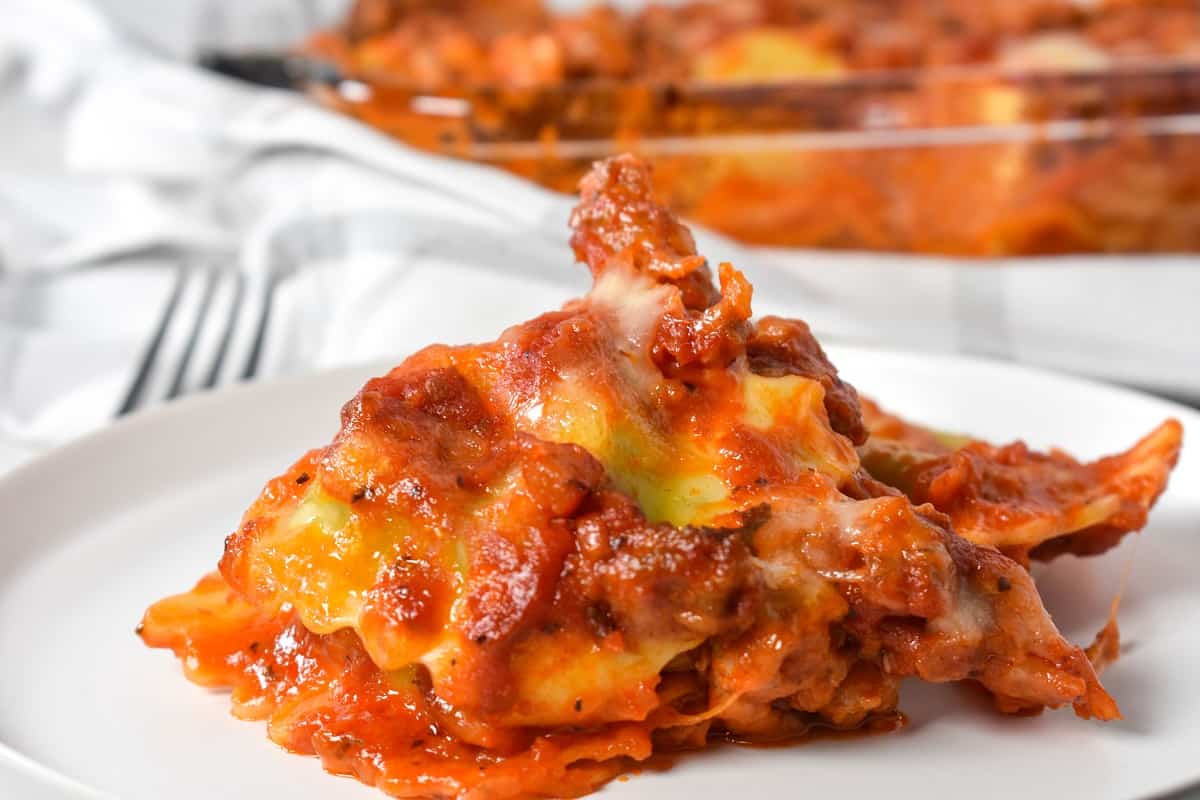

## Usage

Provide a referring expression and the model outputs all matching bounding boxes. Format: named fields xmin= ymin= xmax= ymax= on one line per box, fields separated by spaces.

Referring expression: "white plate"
xmin=1 ymin=347 xmax=1197 ymax=800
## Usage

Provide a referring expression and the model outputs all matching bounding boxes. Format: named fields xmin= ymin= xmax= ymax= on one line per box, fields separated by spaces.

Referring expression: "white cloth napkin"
xmin=753 ymin=250 xmax=1200 ymax=399
xmin=0 ymin=0 xmax=1196 ymax=475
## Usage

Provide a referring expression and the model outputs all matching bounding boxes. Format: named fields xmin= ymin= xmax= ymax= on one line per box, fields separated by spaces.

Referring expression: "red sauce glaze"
xmin=140 ymin=569 xmax=914 ymax=798
xmin=140 ymin=573 xmax=653 ymax=799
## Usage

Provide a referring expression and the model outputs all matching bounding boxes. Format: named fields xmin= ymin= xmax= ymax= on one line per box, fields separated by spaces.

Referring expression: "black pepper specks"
xmin=574 ymin=699 xmax=583 ymax=712
xmin=997 ymin=577 xmax=1012 ymax=592
xmin=296 ymin=472 xmax=310 ymax=485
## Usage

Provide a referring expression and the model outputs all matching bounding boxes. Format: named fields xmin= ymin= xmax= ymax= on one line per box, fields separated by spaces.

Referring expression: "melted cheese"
xmin=537 ymin=381 xmax=730 ymax=526
xmin=238 ymin=267 xmax=863 ymax=686
xmin=741 ymin=373 xmax=859 ymax=484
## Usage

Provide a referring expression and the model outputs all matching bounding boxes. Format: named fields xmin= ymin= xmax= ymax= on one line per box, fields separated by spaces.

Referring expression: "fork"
xmin=116 ymin=262 xmax=277 ymax=416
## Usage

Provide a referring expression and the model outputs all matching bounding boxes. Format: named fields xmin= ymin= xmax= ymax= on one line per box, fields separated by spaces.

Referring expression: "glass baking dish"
xmin=307 ymin=58 xmax=1200 ymax=255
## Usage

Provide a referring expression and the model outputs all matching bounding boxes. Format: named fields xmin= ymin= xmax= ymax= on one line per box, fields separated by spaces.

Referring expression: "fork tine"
xmin=240 ymin=270 xmax=279 ymax=381
xmin=203 ymin=268 xmax=245 ymax=390
xmin=166 ymin=268 xmax=221 ymax=401
xmin=116 ymin=266 xmax=186 ymax=416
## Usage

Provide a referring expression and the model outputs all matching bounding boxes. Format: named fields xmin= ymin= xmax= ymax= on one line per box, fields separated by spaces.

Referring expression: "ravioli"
xmin=141 ymin=155 xmax=1179 ymax=800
